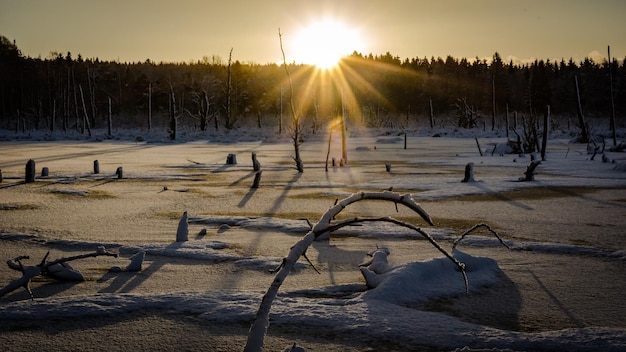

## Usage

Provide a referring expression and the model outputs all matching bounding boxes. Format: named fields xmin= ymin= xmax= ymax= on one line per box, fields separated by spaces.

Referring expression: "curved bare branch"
xmin=244 ymin=191 xmax=454 ymax=352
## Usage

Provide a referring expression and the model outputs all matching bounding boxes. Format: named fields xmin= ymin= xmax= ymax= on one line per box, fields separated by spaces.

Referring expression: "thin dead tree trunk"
xmin=340 ymin=88 xmax=347 ymax=164
xmin=429 ymin=96 xmax=435 ymax=129
xmin=148 ymin=81 xmax=152 ymax=131
xmin=541 ymin=105 xmax=549 ymax=161
xmin=278 ymin=28 xmax=303 ymax=173
xmin=608 ymin=45 xmax=617 ymax=146
xmin=168 ymin=83 xmax=177 ymax=140
xmin=574 ymin=75 xmax=589 ymax=143
xmin=491 ymin=75 xmax=496 ymax=131
xmin=78 ymin=85 xmax=92 ymax=137
xmin=107 ymin=96 xmax=112 ymax=137
xmin=225 ymin=48 xmax=233 ymax=129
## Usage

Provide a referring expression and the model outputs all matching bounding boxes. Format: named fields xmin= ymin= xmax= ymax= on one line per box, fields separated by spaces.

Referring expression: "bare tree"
xmin=278 ymin=29 xmax=304 ymax=172
xmin=224 ymin=48 xmax=234 ymax=129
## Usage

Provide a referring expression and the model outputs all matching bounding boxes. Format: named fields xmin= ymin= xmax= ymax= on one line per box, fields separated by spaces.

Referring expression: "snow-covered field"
xmin=1 ymin=127 xmax=625 ymax=351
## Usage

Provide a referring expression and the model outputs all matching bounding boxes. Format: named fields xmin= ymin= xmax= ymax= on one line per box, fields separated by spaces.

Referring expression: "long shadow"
xmin=421 ymin=270 xmax=522 ymax=331
xmin=238 ymin=187 xmax=258 ymax=208
xmin=312 ymin=239 xmax=368 ymax=285
xmin=468 ymin=181 xmax=534 ymax=211
xmin=527 ymin=268 xmax=584 ymax=328
xmin=538 ymin=183 xmax=626 ymax=209
xmin=0 ymin=180 xmax=25 ymax=189
xmin=0 ymin=143 xmax=159 ymax=169
xmin=263 ymin=172 xmax=302 ymax=217
xmin=97 ymin=243 xmax=184 ymax=294
xmin=2 ymin=280 xmax=81 ymax=301
xmin=230 ymin=171 xmax=256 ymax=187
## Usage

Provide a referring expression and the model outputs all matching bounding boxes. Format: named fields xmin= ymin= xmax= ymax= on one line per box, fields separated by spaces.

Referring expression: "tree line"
xmin=1 ymin=35 xmax=623 ymax=138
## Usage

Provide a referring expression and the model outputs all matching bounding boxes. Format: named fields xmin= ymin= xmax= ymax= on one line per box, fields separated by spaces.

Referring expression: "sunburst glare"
xmin=291 ymin=18 xmax=365 ymax=70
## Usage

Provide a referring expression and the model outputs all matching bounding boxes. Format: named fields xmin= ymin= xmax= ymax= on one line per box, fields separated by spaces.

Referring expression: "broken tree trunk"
xmin=461 ymin=162 xmax=475 ymax=182
xmin=25 ymin=159 xmax=35 ymax=183
xmin=252 ymin=152 xmax=260 ymax=172
xmin=520 ymin=160 xmax=541 ymax=181
xmin=227 ymin=154 xmax=237 ymax=165
xmin=93 ymin=160 xmax=100 ymax=174
xmin=251 ymin=171 xmax=262 ymax=189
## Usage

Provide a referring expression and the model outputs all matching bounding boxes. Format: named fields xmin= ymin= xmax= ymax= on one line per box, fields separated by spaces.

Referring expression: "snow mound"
xmin=361 ymin=250 xmax=502 ymax=306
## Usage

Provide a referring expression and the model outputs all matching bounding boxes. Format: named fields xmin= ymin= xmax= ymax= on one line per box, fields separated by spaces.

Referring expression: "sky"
xmin=1 ymin=0 xmax=625 ymax=65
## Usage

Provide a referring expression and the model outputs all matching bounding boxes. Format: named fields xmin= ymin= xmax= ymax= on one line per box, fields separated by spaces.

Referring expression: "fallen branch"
xmin=1 ymin=246 xmax=118 ymax=300
xmin=244 ymin=191 xmax=464 ymax=352
xmin=452 ymin=223 xmax=511 ymax=251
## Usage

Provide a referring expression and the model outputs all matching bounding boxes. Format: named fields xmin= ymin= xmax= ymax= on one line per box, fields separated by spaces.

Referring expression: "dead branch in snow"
xmin=1 ymin=246 xmax=118 ymax=300
xmin=452 ymin=223 xmax=511 ymax=251
xmin=244 ymin=191 xmax=467 ymax=352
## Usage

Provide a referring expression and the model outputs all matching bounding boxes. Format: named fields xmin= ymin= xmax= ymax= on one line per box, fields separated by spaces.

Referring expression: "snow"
xmin=1 ymin=126 xmax=625 ymax=351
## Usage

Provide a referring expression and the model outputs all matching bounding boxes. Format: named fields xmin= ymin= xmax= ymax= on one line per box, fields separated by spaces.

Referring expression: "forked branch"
xmin=244 ymin=191 xmax=463 ymax=352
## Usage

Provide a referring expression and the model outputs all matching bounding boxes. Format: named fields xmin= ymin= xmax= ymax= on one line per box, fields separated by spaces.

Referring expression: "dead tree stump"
xmin=520 ymin=160 xmax=541 ymax=181
xmin=25 ymin=159 xmax=36 ymax=183
xmin=115 ymin=167 xmax=123 ymax=179
xmin=176 ymin=211 xmax=189 ymax=242
xmin=252 ymin=171 xmax=262 ymax=189
xmin=0 ymin=169 xmax=3 ymax=183
xmin=385 ymin=163 xmax=391 ymax=172
xmin=226 ymin=154 xmax=237 ymax=165
xmin=252 ymin=153 xmax=260 ymax=171
xmin=94 ymin=160 xmax=100 ymax=174
xmin=462 ymin=162 xmax=475 ymax=182
xmin=41 ymin=167 xmax=49 ymax=177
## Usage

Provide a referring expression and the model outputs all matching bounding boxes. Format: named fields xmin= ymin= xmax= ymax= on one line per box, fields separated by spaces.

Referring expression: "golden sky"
xmin=1 ymin=0 xmax=624 ymax=64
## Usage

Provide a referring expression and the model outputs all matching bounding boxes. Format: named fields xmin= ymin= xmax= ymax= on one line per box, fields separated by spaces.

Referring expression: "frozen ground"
xmin=0 ymin=128 xmax=625 ymax=351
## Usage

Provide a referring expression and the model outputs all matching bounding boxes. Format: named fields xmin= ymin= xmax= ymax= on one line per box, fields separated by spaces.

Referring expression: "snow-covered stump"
xmin=41 ymin=167 xmax=49 ymax=177
xmin=359 ymin=247 xmax=392 ymax=288
xmin=226 ymin=153 xmax=237 ymax=165
xmin=520 ymin=160 xmax=541 ymax=181
xmin=93 ymin=160 xmax=100 ymax=174
xmin=110 ymin=251 xmax=145 ymax=272
xmin=25 ymin=159 xmax=35 ymax=183
xmin=176 ymin=211 xmax=189 ymax=242
xmin=115 ymin=166 xmax=123 ymax=179
xmin=461 ymin=162 xmax=475 ymax=183
xmin=385 ymin=163 xmax=391 ymax=172
xmin=252 ymin=152 xmax=260 ymax=172
xmin=251 ymin=171 xmax=262 ymax=189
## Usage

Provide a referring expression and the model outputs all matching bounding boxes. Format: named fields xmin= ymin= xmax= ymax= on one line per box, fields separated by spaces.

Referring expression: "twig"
xmin=452 ymin=223 xmax=511 ymax=251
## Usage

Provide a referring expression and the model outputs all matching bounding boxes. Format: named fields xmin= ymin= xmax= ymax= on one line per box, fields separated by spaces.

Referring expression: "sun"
xmin=292 ymin=18 xmax=365 ymax=69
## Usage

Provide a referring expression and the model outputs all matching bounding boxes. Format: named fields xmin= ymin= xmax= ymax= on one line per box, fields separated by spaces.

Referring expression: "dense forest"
xmin=0 ymin=35 xmax=624 ymax=139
